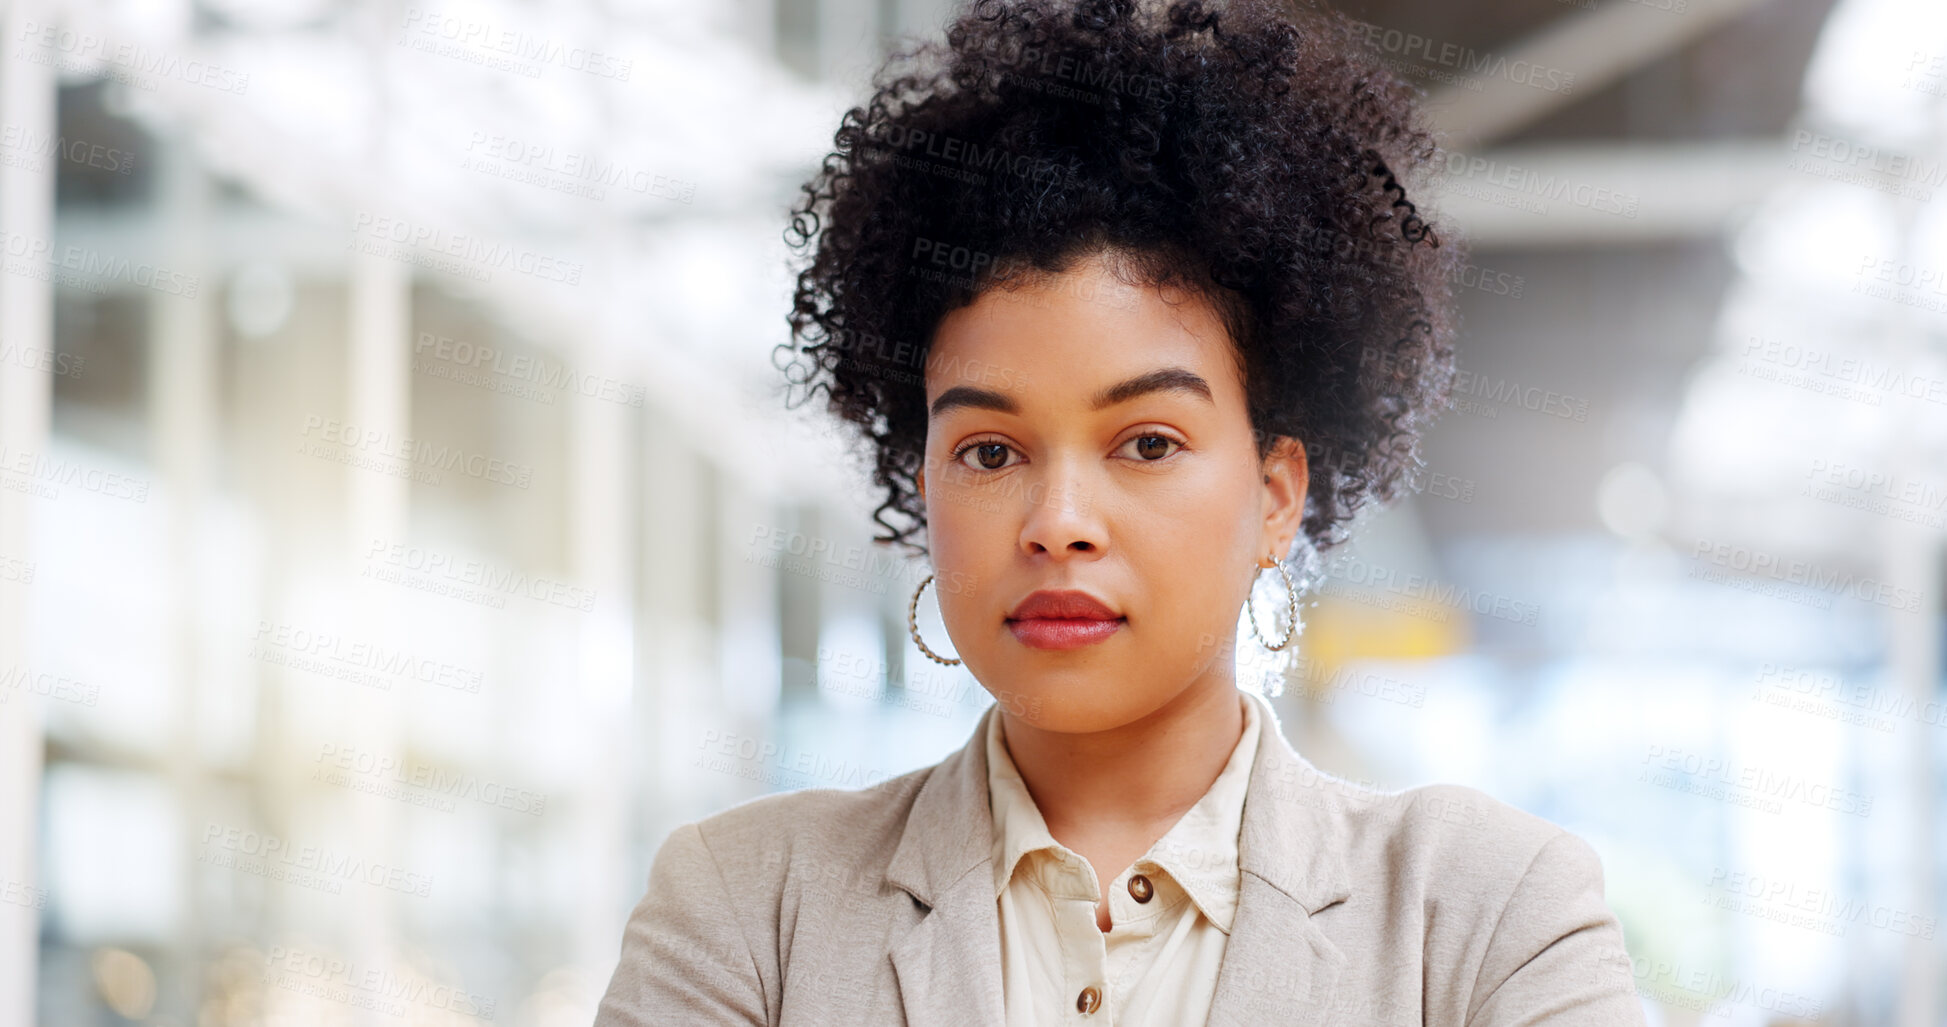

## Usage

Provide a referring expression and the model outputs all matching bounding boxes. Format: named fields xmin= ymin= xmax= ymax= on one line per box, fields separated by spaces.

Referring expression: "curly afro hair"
xmin=775 ymin=0 xmax=1463 ymax=573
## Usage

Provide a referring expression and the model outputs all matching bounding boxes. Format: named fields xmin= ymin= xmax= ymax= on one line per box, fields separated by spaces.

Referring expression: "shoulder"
xmin=1313 ymin=777 xmax=1638 ymax=1022
xmin=1253 ymin=744 xmax=1588 ymax=897
xmin=597 ymin=764 xmax=942 ymax=1025
xmin=662 ymin=760 xmax=936 ymax=891
xmin=1290 ymin=769 xmax=1617 ymax=936
xmin=1351 ymin=779 xmax=1602 ymax=897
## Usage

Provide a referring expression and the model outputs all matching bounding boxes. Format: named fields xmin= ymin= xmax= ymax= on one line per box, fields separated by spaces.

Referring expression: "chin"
xmin=981 ymin=676 xmax=1163 ymax=734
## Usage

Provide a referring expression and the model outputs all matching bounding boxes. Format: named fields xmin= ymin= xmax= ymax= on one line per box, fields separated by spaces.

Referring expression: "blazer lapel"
xmin=1205 ymin=874 xmax=1349 ymax=1025
xmin=1204 ymin=693 xmax=1356 ymax=1025
xmin=879 ymin=694 xmax=1356 ymax=1027
xmin=884 ymin=705 xmax=1007 ymax=1027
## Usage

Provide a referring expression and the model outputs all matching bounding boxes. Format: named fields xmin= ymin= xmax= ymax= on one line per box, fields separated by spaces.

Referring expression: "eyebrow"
xmin=928 ymin=366 xmax=1214 ymax=419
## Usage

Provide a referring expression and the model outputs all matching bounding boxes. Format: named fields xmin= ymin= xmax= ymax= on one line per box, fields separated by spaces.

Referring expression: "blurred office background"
xmin=0 ymin=0 xmax=1943 ymax=1023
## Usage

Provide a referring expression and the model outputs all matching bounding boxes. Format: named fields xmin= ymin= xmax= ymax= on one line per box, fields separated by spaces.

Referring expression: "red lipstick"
xmin=1005 ymin=589 xmax=1124 ymax=650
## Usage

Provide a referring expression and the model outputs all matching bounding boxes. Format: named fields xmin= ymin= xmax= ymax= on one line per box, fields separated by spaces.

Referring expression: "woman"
xmin=598 ymin=0 xmax=1645 ymax=1024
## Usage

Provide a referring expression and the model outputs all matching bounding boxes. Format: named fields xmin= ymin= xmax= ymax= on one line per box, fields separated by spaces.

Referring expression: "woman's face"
xmin=916 ymin=250 xmax=1308 ymax=734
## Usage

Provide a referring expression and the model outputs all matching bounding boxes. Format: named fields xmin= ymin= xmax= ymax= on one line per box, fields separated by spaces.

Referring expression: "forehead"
xmin=924 ymin=254 xmax=1242 ymax=407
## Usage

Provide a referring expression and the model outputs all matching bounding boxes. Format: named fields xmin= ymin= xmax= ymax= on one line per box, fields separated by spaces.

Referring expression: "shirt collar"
xmin=985 ymin=688 xmax=1265 ymax=933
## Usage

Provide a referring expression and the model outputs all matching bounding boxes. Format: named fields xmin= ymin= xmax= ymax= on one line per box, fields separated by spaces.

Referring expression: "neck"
xmin=997 ymin=675 xmax=1247 ymax=844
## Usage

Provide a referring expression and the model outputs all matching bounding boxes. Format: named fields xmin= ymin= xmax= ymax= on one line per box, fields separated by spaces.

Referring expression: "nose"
xmin=1016 ymin=461 xmax=1103 ymax=560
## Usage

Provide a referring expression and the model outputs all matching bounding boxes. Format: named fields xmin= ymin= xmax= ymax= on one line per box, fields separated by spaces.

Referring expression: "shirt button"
xmin=1076 ymin=985 xmax=1102 ymax=1014
xmin=1128 ymin=873 xmax=1153 ymax=903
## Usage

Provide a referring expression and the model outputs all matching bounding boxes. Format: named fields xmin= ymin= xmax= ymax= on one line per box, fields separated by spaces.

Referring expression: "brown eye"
xmin=1124 ymin=434 xmax=1180 ymax=461
xmin=953 ymin=439 xmax=1018 ymax=471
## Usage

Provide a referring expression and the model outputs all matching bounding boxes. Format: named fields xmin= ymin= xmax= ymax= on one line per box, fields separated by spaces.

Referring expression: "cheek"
xmin=1131 ymin=542 xmax=1242 ymax=647
xmin=1153 ymin=566 xmax=1237 ymax=635
xmin=1146 ymin=472 xmax=1259 ymax=560
xmin=1127 ymin=506 xmax=1256 ymax=652
xmin=927 ymin=484 xmax=1006 ymax=562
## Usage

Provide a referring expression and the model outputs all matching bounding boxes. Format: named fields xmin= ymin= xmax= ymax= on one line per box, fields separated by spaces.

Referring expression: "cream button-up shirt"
xmin=985 ymin=689 xmax=1264 ymax=1026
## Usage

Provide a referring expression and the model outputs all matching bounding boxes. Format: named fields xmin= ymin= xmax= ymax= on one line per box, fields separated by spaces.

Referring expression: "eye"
xmin=1118 ymin=432 xmax=1183 ymax=462
xmin=951 ymin=437 xmax=1020 ymax=472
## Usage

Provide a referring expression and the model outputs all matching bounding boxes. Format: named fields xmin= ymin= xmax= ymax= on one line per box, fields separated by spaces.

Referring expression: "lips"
xmin=1006 ymin=589 xmax=1124 ymax=650
xmin=1008 ymin=589 xmax=1120 ymax=620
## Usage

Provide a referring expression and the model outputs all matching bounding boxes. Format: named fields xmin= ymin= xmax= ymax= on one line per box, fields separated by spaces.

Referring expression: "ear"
xmin=917 ymin=466 xmax=926 ymax=503
xmin=1257 ymin=435 xmax=1308 ymax=564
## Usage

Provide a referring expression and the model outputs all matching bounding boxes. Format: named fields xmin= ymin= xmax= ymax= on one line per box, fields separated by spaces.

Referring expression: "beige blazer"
xmin=596 ymin=698 xmax=1646 ymax=1026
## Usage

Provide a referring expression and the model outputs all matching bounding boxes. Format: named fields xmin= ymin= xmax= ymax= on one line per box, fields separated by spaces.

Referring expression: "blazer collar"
xmin=984 ymin=689 xmax=1264 ymax=934
xmin=883 ymin=689 xmax=1356 ymax=1026
xmin=884 ymin=702 xmax=1007 ymax=1027
xmin=1207 ymin=690 xmax=1354 ymax=1024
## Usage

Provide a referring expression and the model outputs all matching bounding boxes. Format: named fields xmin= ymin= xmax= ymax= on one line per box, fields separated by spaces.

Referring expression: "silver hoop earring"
xmin=908 ymin=573 xmax=962 ymax=666
xmin=1247 ymin=555 xmax=1298 ymax=652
